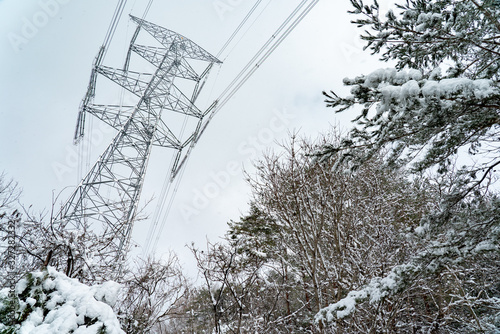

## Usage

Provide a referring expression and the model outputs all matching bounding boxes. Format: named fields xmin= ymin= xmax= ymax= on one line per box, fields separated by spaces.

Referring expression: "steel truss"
xmin=54 ymin=15 xmax=220 ymax=279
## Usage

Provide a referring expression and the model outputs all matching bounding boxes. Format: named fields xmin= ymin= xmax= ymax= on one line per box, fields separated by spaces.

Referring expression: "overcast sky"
xmin=0 ymin=0 xmax=393 ymax=276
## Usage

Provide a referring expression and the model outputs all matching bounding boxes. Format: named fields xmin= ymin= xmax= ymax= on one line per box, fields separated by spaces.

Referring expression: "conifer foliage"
xmin=317 ymin=0 xmax=500 ymax=332
xmin=323 ymin=0 xmax=500 ymax=175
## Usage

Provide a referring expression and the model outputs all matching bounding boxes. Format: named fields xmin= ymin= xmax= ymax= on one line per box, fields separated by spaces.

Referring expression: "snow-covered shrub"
xmin=0 ymin=266 xmax=123 ymax=334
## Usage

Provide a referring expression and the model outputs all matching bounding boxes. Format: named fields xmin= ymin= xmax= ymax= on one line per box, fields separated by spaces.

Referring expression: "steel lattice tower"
xmin=54 ymin=15 xmax=220 ymax=279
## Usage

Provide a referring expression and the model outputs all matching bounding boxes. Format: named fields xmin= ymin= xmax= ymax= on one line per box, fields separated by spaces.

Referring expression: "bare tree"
xmin=179 ymin=131 xmax=435 ymax=333
xmin=116 ymin=253 xmax=189 ymax=334
xmin=247 ymin=133 xmax=435 ymax=332
xmin=0 ymin=173 xmax=20 ymax=212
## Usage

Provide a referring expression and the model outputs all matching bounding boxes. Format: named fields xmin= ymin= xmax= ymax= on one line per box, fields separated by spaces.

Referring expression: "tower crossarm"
xmin=147 ymin=85 xmax=203 ymax=118
xmin=152 ymin=118 xmax=183 ymax=148
xmin=130 ymin=15 xmax=221 ymax=64
xmin=84 ymin=104 xmax=136 ymax=131
xmin=97 ymin=66 xmax=152 ymax=97
xmin=132 ymin=45 xmax=201 ymax=81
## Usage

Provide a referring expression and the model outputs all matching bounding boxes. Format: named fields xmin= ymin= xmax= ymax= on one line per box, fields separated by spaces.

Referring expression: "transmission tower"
xmin=53 ymin=15 xmax=220 ymax=279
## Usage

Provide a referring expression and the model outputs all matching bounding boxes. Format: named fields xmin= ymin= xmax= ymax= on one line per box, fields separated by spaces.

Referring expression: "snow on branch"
xmin=314 ymin=263 xmax=418 ymax=322
xmin=316 ymin=196 xmax=500 ymax=325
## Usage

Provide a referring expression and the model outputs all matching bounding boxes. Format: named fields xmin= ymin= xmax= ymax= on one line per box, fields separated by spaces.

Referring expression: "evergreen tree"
xmin=317 ymin=1 xmax=500 ymax=332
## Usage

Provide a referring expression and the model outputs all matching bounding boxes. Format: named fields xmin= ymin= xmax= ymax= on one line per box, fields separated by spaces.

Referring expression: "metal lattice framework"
xmin=54 ymin=15 xmax=221 ymax=275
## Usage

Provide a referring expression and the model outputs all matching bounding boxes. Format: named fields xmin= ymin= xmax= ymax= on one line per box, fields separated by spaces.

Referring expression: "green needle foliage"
xmin=317 ymin=1 xmax=500 ymax=332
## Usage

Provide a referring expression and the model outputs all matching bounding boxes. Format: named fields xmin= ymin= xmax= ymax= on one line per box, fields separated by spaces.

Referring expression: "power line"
xmin=216 ymin=0 xmax=264 ymax=59
xmin=143 ymin=0 xmax=269 ymax=255
xmin=218 ymin=0 xmax=310 ymax=102
xmin=144 ymin=0 xmax=320 ymax=255
xmin=197 ymin=0 xmax=319 ymax=144
xmin=222 ymin=0 xmax=273 ymax=61
xmin=141 ymin=0 xmax=154 ymax=20
xmin=102 ymin=0 xmax=128 ymax=60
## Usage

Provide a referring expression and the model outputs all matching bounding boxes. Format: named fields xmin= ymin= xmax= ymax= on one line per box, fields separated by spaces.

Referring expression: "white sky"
xmin=0 ymin=0 xmax=393 ymax=276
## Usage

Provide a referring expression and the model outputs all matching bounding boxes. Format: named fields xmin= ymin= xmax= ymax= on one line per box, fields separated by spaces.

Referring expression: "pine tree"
xmin=316 ymin=1 xmax=500 ymax=332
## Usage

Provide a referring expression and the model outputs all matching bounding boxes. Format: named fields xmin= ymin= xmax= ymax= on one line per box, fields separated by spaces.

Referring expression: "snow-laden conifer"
xmin=317 ymin=0 xmax=500 ymax=332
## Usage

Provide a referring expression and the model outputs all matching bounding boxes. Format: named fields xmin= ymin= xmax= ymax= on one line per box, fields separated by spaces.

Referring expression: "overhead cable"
xmin=144 ymin=0 xmax=320 ymax=255
xmin=216 ymin=0 xmax=264 ymax=59
xmin=143 ymin=0 xmax=268 ymax=255
xmin=102 ymin=0 xmax=128 ymax=59
xmin=197 ymin=0 xmax=319 ymax=142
